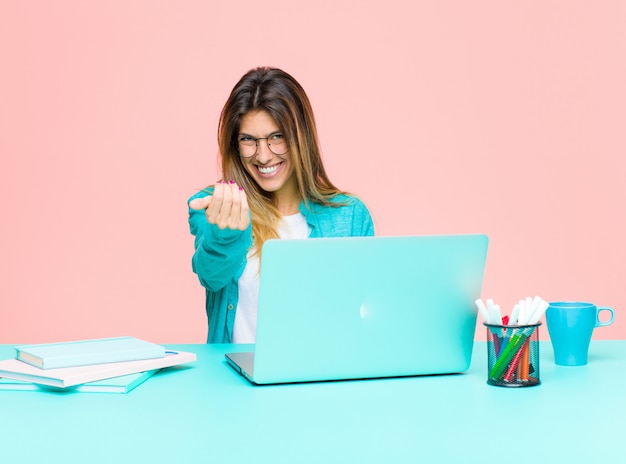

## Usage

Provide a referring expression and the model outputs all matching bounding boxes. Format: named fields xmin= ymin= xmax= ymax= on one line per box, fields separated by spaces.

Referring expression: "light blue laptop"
xmin=226 ymin=234 xmax=489 ymax=384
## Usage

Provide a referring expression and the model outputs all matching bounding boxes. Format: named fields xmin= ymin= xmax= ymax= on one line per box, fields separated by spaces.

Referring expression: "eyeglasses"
xmin=237 ymin=132 xmax=288 ymax=158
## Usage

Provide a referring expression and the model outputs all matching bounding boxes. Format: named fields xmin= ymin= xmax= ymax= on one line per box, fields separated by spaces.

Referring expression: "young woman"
xmin=188 ymin=67 xmax=374 ymax=343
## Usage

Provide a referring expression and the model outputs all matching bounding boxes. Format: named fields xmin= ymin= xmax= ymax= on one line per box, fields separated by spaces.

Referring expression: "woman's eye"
xmin=270 ymin=133 xmax=284 ymax=141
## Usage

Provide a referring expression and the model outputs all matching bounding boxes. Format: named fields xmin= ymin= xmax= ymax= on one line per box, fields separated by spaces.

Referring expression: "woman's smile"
xmin=255 ymin=161 xmax=283 ymax=177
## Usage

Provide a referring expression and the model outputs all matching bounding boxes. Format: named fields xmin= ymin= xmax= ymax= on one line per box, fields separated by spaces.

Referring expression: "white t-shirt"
xmin=232 ymin=213 xmax=310 ymax=343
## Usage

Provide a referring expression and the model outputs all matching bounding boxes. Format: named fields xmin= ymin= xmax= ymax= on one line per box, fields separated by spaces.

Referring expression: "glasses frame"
xmin=236 ymin=132 xmax=289 ymax=159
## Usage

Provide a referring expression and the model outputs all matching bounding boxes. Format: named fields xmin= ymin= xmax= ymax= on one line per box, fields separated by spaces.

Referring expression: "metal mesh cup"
xmin=485 ymin=323 xmax=541 ymax=387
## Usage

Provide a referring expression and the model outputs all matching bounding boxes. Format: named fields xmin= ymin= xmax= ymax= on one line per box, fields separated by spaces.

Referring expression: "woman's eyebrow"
xmin=238 ymin=130 xmax=282 ymax=137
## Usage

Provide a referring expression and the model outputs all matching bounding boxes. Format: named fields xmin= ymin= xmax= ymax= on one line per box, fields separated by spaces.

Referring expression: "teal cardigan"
xmin=188 ymin=190 xmax=375 ymax=343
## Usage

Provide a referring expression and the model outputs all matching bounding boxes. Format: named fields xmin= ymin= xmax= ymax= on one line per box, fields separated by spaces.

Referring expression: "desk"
xmin=0 ymin=342 xmax=623 ymax=463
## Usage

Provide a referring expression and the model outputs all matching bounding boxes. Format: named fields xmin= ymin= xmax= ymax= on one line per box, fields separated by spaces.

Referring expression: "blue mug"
xmin=546 ymin=302 xmax=614 ymax=366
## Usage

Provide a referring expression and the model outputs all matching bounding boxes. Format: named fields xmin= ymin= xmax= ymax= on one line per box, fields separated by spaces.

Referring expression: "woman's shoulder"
xmin=328 ymin=193 xmax=369 ymax=209
xmin=307 ymin=193 xmax=370 ymax=214
xmin=305 ymin=192 xmax=374 ymax=236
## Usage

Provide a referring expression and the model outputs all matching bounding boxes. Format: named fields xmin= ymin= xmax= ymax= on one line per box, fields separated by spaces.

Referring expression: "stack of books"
xmin=0 ymin=336 xmax=196 ymax=393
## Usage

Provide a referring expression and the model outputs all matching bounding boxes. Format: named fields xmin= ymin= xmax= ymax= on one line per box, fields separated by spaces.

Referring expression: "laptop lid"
xmin=226 ymin=234 xmax=488 ymax=384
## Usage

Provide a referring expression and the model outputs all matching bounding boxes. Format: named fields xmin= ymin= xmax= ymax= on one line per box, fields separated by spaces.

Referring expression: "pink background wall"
xmin=1 ymin=1 xmax=624 ymax=344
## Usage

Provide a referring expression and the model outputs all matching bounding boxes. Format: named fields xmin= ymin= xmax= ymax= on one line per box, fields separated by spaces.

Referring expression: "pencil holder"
xmin=485 ymin=323 xmax=541 ymax=387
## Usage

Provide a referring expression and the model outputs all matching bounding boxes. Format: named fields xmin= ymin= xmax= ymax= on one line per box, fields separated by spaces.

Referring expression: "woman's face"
xmin=238 ymin=110 xmax=297 ymax=198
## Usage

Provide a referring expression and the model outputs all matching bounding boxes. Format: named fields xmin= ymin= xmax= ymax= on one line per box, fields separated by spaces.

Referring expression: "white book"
xmin=0 ymin=369 xmax=159 ymax=393
xmin=0 ymin=350 xmax=196 ymax=388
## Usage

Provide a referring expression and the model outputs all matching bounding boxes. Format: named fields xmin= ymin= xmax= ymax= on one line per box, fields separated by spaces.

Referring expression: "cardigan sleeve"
xmin=349 ymin=196 xmax=375 ymax=237
xmin=188 ymin=190 xmax=252 ymax=292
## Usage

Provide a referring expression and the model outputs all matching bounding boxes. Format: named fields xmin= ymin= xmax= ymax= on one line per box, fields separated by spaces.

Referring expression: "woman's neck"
xmin=275 ymin=197 xmax=301 ymax=216
xmin=274 ymin=183 xmax=302 ymax=216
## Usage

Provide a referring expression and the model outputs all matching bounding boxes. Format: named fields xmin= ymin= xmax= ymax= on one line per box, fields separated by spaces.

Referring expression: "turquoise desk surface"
xmin=0 ymin=341 xmax=624 ymax=463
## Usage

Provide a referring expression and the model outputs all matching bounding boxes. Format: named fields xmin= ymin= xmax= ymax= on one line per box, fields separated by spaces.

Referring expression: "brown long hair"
xmin=217 ymin=67 xmax=343 ymax=254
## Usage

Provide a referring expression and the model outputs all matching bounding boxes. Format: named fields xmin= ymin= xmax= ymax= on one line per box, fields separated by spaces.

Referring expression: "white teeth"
xmin=258 ymin=164 xmax=279 ymax=174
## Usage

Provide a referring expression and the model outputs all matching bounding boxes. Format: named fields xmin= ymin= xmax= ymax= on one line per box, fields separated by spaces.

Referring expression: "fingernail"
xmin=229 ymin=180 xmax=236 ymax=184
xmin=238 ymin=186 xmax=243 ymax=191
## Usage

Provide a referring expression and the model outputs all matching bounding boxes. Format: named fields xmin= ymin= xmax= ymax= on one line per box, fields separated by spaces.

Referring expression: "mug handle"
xmin=596 ymin=307 xmax=615 ymax=327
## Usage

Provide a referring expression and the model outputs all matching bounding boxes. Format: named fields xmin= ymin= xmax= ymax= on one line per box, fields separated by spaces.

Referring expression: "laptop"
xmin=226 ymin=234 xmax=489 ymax=384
